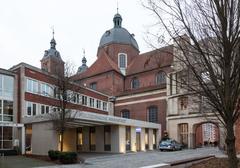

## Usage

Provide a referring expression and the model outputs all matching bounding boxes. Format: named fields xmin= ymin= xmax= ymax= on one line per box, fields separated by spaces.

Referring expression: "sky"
xmin=0 ymin=0 xmax=157 ymax=71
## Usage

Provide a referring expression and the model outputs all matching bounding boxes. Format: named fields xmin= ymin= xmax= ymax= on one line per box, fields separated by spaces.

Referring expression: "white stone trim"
xmin=115 ymin=97 xmax=167 ymax=106
xmin=0 ymin=123 xmax=24 ymax=127
xmin=116 ymin=89 xmax=166 ymax=101
xmin=22 ymin=111 xmax=160 ymax=129
xmin=139 ymin=163 xmax=170 ymax=168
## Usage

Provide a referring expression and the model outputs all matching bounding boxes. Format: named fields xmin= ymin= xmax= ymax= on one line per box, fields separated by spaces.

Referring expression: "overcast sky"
xmin=0 ymin=0 xmax=156 ymax=71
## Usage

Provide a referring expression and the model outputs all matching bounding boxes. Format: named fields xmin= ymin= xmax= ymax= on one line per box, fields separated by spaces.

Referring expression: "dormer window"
xmin=90 ymin=82 xmax=97 ymax=90
xmin=118 ymin=53 xmax=127 ymax=69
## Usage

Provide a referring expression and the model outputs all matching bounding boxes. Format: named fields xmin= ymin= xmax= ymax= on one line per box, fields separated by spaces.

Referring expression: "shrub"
xmin=48 ymin=150 xmax=60 ymax=161
xmin=59 ymin=152 xmax=78 ymax=164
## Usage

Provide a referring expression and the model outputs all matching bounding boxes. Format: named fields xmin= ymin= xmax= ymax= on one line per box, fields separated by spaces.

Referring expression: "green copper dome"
xmin=99 ymin=13 xmax=139 ymax=51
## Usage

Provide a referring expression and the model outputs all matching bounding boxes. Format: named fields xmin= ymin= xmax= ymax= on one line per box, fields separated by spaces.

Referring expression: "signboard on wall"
xmin=136 ymin=127 xmax=141 ymax=132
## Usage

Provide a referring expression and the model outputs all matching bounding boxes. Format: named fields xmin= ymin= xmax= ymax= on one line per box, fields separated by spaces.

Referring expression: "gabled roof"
xmin=71 ymin=50 xmax=122 ymax=80
xmin=126 ymin=45 xmax=173 ymax=76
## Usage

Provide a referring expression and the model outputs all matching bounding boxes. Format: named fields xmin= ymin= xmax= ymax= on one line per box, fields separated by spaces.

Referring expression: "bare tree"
xmin=48 ymin=62 xmax=78 ymax=152
xmin=143 ymin=0 xmax=240 ymax=167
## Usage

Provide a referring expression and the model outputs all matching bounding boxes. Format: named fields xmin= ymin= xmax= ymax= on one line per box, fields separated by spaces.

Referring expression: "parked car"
xmin=159 ymin=139 xmax=183 ymax=151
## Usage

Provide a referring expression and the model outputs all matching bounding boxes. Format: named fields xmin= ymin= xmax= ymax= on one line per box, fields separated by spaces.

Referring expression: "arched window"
xmin=147 ymin=106 xmax=158 ymax=123
xmin=118 ymin=53 xmax=127 ymax=69
xmin=121 ymin=110 xmax=130 ymax=119
xmin=156 ymin=71 xmax=166 ymax=85
xmin=131 ymin=77 xmax=140 ymax=89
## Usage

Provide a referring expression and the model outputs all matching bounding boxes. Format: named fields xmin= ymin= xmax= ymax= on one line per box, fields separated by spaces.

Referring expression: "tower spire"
xmin=77 ymin=49 xmax=88 ymax=74
xmin=52 ymin=27 xmax=55 ymax=39
xmin=117 ymin=1 xmax=119 ymax=13
xmin=50 ymin=27 xmax=56 ymax=49
xmin=113 ymin=7 xmax=122 ymax=28
xmin=82 ymin=49 xmax=87 ymax=65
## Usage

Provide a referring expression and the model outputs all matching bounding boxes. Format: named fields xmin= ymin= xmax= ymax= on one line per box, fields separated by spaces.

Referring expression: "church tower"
xmin=41 ymin=33 xmax=64 ymax=77
xmin=77 ymin=51 xmax=88 ymax=74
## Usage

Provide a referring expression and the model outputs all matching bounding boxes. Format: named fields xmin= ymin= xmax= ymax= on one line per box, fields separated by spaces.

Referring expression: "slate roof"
xmin=126 ymin=45 xmax=173 ymax=75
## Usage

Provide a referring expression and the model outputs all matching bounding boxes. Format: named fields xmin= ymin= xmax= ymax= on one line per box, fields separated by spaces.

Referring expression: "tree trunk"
xmin=226 ymin=123 xmax=238 ymax=168
xmin=60 ymin=132 xmax=64 ymax=152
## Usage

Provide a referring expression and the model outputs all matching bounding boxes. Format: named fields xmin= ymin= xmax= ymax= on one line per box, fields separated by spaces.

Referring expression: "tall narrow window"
xmin=121 ymin=110 xmax=130 ymax=119
xmin=178 ymin=97 xmax=188 ymax=110
xmin=96 ymin=100 xmax=101 ymax=109
xmin=103 ymin=102 xmax=108 ymax=111
xmin=41 ymin=83 xmax=53 ymax=97
xmin=2 ymin=75 xmax=14 ymax=99
xmin=82 ymin=96 xmax=87 ymax=105
xmin=118 ymin=53 xmax=127 ymax=68
xmin=148 ymin=106 xmax=158 ymax=123
xmin=77 ymin=128 xmax=83 ymax=152
xmin=3 ymin=100 xmax=13 ymax=122
xmin=32 ymin=104 xmax=36 ymax=115
xmin=89 ymin=98 xmax=95 ymax=107
xmin=27 ymin=102 xmax=32 ymax=116
xmin=131 ymin=77 xmax=140 ymax=89
xmin=41 ymin=105 xmax=45 ymax=114
xmin=179 ymin=123 xmax=188 ymax=147
xmin=156 ymin=71 xmax=166 ymax=85
xmin=26 ymin=102 xmax=37 ymax=116
xmin=27 ymin=79 xmax=38 ymax=94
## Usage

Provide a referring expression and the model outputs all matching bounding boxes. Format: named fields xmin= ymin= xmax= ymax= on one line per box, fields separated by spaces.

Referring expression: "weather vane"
xmin=117 ymin=1 xmax=119 ymax=13
xmin=51 ymin=26 xmax=55 ymax=38
xmin=83 ymin=48 xmax=85 ymax=57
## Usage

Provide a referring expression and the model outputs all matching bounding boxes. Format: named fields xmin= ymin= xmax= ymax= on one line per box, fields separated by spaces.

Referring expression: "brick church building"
xmin=72 ymin=12 xmax=172 ymax=136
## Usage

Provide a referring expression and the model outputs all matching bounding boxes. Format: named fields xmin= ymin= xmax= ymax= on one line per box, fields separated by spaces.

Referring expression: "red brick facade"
xmin=115 ymin=98 xmax=167 ymax=135
xmin=11 ymin=63 xmax=110 ymax=122
xmin=235 ymin=119 xmax=240 ymax=153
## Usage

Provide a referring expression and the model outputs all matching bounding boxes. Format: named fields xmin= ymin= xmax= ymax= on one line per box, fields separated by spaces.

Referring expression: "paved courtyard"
xmin=0 ymin=155 xmax=55 ymax=168
xmin=36 ymin=147 xmax=225 ymax=168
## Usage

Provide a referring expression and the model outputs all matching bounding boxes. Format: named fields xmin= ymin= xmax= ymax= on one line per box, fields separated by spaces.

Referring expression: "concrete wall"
xmin=149 ymin=129 xmax=153 ymax=150
xmin=130 ymin=127 xmax=136 ymax=152
xmin=140 ymin=128 xmax=145 ymax=151
xmin=96 ymin=126 xmax=104 ymax=152
xmin=31 ymin=122 xmax=58 ymax=155
xmin=118 ymin=125 xmax=126 ymax=153
xmin=111 ymin=125 xmax=121 ymax=153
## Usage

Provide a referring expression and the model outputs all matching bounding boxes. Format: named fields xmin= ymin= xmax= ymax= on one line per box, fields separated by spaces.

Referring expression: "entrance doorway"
xmin=136 ymin=132 xmax=141 ymax=151
xmin=195 ymin=122 xmax=219 ymax=148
